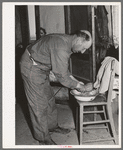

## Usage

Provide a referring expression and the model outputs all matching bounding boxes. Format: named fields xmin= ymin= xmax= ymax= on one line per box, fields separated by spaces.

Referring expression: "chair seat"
xmin=77 ymin=100 xmax=107 ymax=106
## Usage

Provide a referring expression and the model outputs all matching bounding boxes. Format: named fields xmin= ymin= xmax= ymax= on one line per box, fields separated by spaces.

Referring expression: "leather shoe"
xmin=39 ymin=139 xmax=57 ymax=145
xmin=45 ymin=139 xmax=57 ymax=145
xmin=39 ymin=141 xmax=45 ymax=145
xmin=49 ymin=126 xmax=71 ymax=134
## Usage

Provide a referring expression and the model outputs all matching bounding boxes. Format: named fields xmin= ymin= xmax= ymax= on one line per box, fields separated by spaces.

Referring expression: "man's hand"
xmin=85 ymin=82 xmax=93 ymax=91
xmin=76 ymin=82 xmax=86 ymax=93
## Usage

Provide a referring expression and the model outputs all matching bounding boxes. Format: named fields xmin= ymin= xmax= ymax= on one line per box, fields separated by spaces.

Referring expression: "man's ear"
xmin=76 ymin=37 xmax=83 ymax=45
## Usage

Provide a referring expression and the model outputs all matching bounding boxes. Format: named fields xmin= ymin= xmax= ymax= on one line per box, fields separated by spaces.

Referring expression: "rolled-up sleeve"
xmin=50 ymin=48 xmax=78 ymax=89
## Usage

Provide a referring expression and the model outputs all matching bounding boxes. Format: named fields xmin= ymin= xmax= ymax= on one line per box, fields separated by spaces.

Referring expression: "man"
xmin=20 ymin=30 xmax=92 ymax=145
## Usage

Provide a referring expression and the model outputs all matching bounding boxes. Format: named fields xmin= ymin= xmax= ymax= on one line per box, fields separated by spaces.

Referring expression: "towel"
xmin=94 ymin=57 xmax=119 ymax=100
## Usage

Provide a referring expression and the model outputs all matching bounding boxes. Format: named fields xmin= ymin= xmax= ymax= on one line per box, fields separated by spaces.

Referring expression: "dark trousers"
xmin=20 ymin=49 xmax=58 ymax=142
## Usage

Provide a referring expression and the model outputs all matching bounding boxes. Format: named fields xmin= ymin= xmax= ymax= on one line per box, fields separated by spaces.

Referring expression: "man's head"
xmin=72 ymin=30 xmax=92 ymax=54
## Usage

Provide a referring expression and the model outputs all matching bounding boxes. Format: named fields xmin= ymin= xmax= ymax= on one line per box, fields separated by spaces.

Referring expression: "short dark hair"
xmin=71 ymin=30 xmax=90 ymax=41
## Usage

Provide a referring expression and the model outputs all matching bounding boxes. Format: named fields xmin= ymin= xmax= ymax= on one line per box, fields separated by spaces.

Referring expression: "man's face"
xmin=72 ymin=40 xmax=92 ymax=54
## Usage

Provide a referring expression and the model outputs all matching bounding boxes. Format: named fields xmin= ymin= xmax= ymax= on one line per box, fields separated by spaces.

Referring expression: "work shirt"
xmin=27 ymin=33 xmax=78 ymax=89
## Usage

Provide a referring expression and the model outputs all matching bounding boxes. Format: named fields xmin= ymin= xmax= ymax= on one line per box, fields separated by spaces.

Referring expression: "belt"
xmin=27 ymin=49 xmax=37 ymax=65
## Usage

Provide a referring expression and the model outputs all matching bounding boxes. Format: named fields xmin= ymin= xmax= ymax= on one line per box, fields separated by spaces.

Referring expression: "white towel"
xmin=94 ymin=57 xmax=119 ymax=99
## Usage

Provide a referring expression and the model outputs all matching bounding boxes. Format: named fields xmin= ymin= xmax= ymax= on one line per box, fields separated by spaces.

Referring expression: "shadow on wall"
xmin=106 ymin=45 xmax=119 ymax=61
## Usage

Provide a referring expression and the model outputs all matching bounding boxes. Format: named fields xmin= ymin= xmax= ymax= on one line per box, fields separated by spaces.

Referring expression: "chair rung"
xmin=79 ymin=103 xmax=107 ymax=106
xmin=83 ymin=110 xmax=104 ymax=114
xmin=83 ymin=120 xmax=110 ymax=125
xmin=82 ymin=137 xmax=115 ymax=143
xmin=83 ymin=126 xmax=108 ymax=130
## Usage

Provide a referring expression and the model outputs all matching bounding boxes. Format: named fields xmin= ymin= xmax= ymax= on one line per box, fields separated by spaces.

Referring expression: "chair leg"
xmin=102 ymin=105 xmax=110 ymax=132
xmin=76 ymin=106 xmax=79 ymax=135
xmin=79 ymin=105 xmax=84 ymax=145
xmin=107 ymin=105 xmax=118 ymax=144
xmin=94 ymin=106 xmax=97 ymax=121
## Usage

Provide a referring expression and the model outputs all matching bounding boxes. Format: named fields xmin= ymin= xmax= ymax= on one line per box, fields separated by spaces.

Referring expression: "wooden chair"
xmin=75 ymin=60 xmax=118 ymax=145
